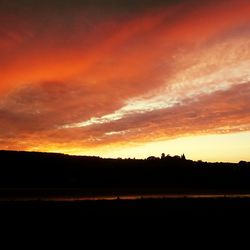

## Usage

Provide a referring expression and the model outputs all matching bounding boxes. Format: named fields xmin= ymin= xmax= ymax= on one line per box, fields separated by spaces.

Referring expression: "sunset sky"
xmin=0 ymin=0 xmax=250 ymax=162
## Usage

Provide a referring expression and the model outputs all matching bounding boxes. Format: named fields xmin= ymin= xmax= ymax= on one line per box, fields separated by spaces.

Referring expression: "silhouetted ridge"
xmin=0 ymin=150 xmax=250 ymax=194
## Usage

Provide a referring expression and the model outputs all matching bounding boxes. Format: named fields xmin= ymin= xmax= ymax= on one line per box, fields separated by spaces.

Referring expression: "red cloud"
xmin=0 ymin=0 xmax=250 ymax=155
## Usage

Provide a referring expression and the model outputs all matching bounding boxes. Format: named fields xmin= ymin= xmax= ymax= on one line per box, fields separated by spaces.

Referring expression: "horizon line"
xmin=0 ymin=149 xmax=248 ymax=164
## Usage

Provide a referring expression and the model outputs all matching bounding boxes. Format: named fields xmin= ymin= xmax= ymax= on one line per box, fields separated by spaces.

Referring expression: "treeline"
xmin=0 ymin=150 xmax=250 ymax=194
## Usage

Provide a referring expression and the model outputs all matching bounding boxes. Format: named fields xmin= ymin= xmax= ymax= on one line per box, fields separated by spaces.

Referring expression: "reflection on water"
xmin=1 ymin=194 xmax=250 ymax=202
xmin=43 ymin=194 xmax=250 ymax=201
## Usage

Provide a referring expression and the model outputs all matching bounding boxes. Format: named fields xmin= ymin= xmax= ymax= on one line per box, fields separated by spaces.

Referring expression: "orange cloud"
xmin=0 ymin=0 xmax=250 ymax=158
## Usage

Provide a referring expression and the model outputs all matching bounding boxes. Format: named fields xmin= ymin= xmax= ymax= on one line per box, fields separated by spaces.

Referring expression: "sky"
xmin=0 ymin=0 xmax=250 ymax=162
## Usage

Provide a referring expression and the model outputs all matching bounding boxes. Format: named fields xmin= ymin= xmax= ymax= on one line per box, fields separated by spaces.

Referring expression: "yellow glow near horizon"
xmin=96 ymin=132 xmax=250 ymax=163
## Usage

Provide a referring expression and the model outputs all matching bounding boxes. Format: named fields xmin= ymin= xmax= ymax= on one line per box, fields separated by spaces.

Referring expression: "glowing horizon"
xmin=0 ymin=0 xmax=250 ymax=162
xmin=5 ymin=131 xmax=248 ymax=163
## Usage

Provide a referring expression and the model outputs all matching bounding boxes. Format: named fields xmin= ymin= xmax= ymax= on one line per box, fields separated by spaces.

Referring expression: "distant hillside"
xmin=0 ymin=150 xmax=250 ymax=194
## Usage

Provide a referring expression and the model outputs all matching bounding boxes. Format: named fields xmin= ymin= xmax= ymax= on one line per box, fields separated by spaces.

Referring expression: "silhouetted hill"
xmin=0 ymin=150 xmax=250 ymax=196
